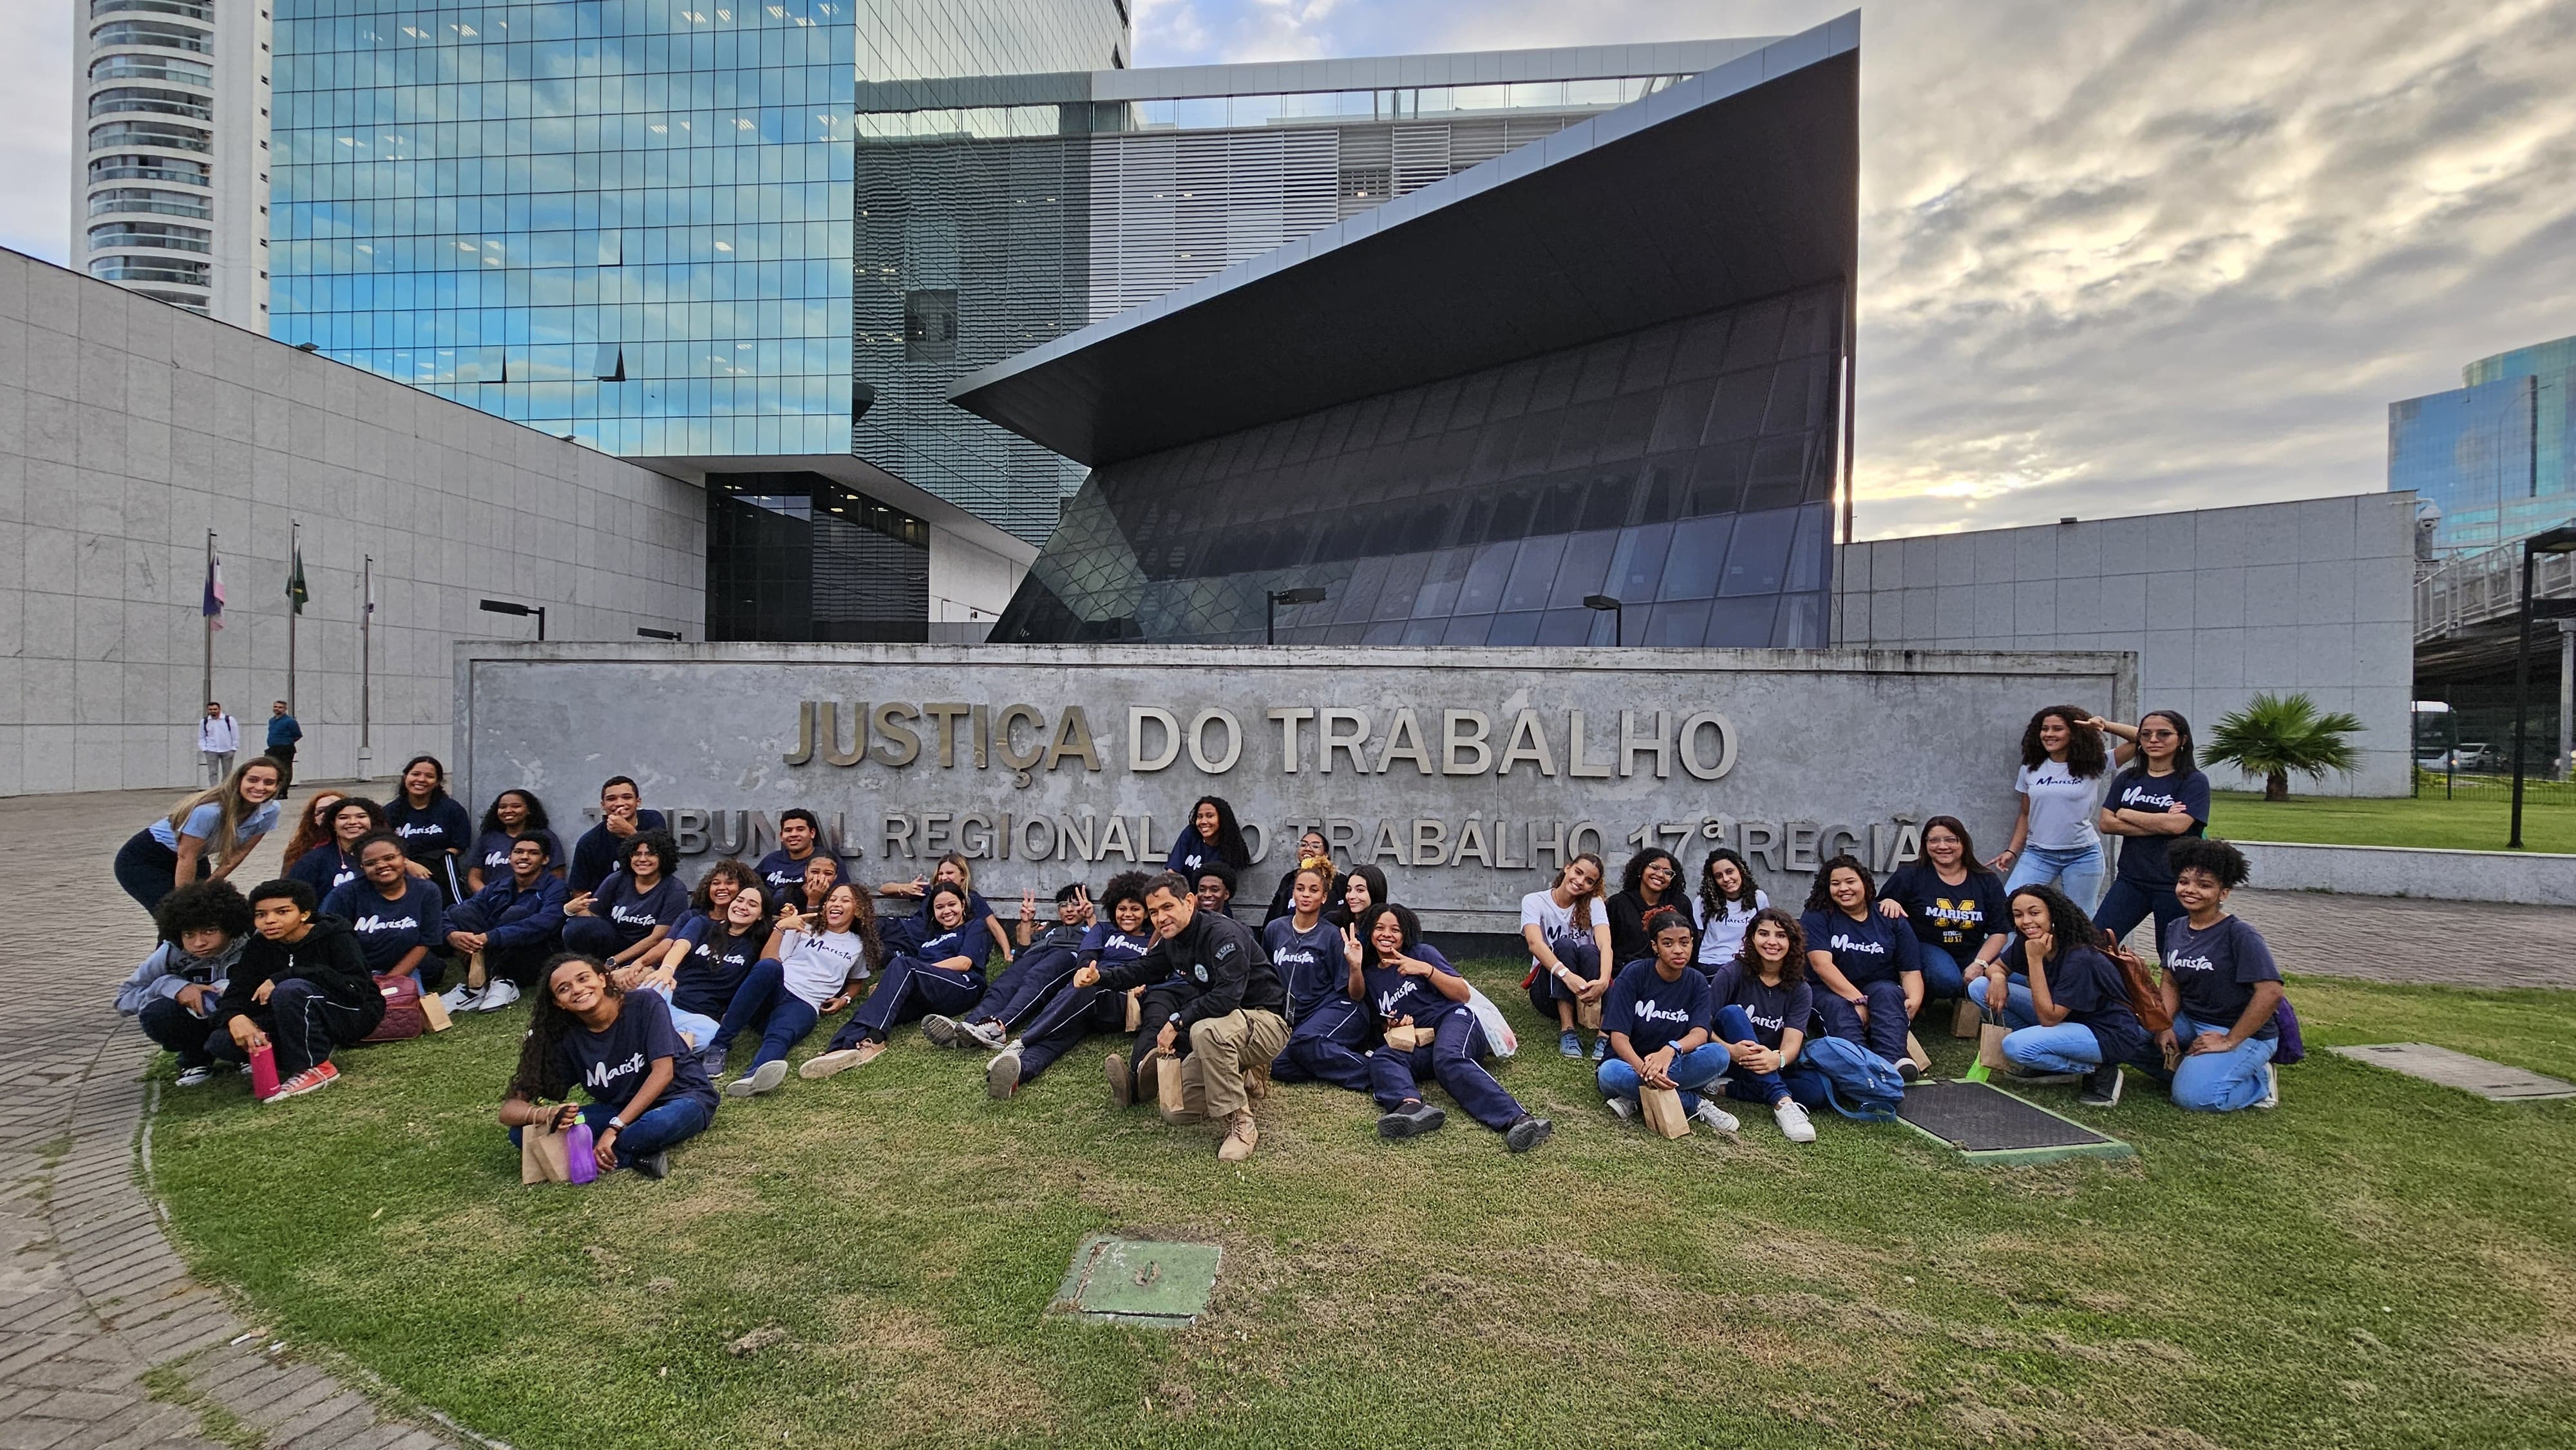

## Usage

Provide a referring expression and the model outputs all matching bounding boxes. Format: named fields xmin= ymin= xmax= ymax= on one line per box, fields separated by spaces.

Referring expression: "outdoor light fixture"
xmin=2508 ymin=521 xmax=2576 ymax=848
xmin=637 ymin=626 xmax=681 ymax=641
xmin=1267 ymin=586 xmax=1327 ymax=645
xmin=1584 ymin=594 xmax=1626 ymax=647
xmin=478 ymin=598 xmax=547 ymax=641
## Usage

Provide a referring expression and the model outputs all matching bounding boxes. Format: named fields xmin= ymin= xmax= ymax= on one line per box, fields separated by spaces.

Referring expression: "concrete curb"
xmin=2233 ymin=839 xmax=2576 ymax=907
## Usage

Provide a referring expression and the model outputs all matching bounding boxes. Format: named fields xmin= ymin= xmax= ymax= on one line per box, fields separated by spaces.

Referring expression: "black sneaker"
xmin=1897 ymin=1058 xmax=1923 ymax=1084
xmin=1504 ymin=1116 xmax=1554 ymax=1153
xmin=922 ymin=1013 xmax=963 ymax=1048
xmin=631 ymin=1151 xmax=670 ymax=1180
xmin=1376 ymin=1100 xmax=1446 ymax=1139
xmin=2078 ymin=1064 xmax=2123 ymax=1107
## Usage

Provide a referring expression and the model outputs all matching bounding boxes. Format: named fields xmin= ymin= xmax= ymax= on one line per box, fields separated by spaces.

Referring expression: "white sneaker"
xmin=1689 ymin=1099 xmax=1741 ymax=1134
xmin=475 ymin=979 xmax=522 ymax=1012
xmin=439 ymin=984 xmax=484 ymax=1014
xmin=2253 ymin=1062 xmax=2279 ymax=1110
xmin=1772 ymin=1100 xmax=1818 ymax=1144
xmin=962 ymin=1019 xmax=1007 ymax=1050
xmin=175 ymin=1065 xmax=216 ymax=1088
xmin=1606 ymin=1095 xmax=1637 ymax=1120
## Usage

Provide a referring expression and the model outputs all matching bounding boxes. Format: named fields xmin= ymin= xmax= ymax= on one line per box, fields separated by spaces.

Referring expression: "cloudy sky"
xmin=8 ymin=1 xmax=2572 ymax=538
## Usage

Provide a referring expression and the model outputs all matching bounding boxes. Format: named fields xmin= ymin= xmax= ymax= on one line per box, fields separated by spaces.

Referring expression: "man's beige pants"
xmin=1161 ymin=1009 xmax=1289 ymax=1123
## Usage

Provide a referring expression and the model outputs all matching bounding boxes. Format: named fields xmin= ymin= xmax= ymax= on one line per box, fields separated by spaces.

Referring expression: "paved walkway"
xmin=1 ymin=784 xmax=2570 ymax=1449
xmin=0 ymin=782 xmax=453 ymax=1450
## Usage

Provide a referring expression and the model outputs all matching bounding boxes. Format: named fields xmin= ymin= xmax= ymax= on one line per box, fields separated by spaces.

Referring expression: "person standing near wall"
xmin=2088 ymin=710 xmax=2211 ymax=952
xmin=1991 ymin=706 xmax=2112 ymax=912
xmin=197 ymin=702 xmax=240 ymax=788
xmin=264 ymin=701 xmax=302 ymax=797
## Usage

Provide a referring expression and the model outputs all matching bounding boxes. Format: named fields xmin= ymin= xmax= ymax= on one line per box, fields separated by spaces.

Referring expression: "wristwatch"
xmin=607 ymin=1116 xmax=625 ymax=1131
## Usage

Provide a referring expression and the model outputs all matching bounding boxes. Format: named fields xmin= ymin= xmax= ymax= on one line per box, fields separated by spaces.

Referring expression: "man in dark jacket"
xmin=568 ymin=776 xmax=667 ymax=896
xmin=1074 ymin=871 xmax=1285 ymax=1161
xmin=441 ymin=834 xmax=568 ymax=1014
xmin=209 ymin=879 xmax=386 ymax=1100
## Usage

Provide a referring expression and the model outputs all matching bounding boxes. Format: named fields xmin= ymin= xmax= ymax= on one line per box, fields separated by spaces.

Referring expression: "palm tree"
xmin=2206 ymin=692 xmax=2364 ymax=802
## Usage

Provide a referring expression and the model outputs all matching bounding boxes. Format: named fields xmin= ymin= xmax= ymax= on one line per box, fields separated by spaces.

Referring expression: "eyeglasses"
xmin=2139 ymin=729 xmax=2178 ymax=739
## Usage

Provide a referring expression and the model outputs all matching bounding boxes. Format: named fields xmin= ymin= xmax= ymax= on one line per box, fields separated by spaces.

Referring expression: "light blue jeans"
xmin=1598 ymin=1043 xmax=1735 ymax=1115
xmin=2006 ymin=842 xmax=2105 ymax=914
xmin=1967 ymin=972 xmax=2038 ymax=1030
xmin=2000 ymin=1022 xmax=2102 ymax=1074
xmin=643 ymin=983 xmax=721 ymax=1053
xmin=2168 ymin=1011 xmax=2277 ymax=1113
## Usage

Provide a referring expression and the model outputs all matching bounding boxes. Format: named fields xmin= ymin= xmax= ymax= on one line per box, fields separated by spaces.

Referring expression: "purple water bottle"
xmin=565 ymin=1120 xmax=598 ymax=1185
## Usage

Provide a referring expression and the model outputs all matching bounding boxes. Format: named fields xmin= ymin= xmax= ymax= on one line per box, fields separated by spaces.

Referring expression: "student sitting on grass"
xmin=468 ymin=789 xmax=565 ymax=895
xmin=207 ymin=880 xmax=384 ymax=1102
xmin=118 ymin=880 xmax=252 ymax=1087
xmin=1359 ymin=903 xmax=1553 ymax=1153
xmin=976 ymin=873 xmax=1160 ymax=1099
xmin=499 ymin=954 xmax=719 ymax=1181
xmin=287 ymin=795 xmax=379 ymax=904
xmin=1520 ymin=852 xmax=1614 ymax=1062
xmin=1707 ymin=907 xmax=1824 ymax=1142
xmin=710 ymin=883 xmax=876 ymax=1095
xmin=323 ymin=833 xmax=447 ymax=992
xmin=2154 ymin=838 xmax=2284 ymax=1113
xmin=624 ymin=880 xmax=770 ymax=1064
xmin=1693 ymin=847 xmax=1768 ymax=972
xmin=1874 ymin=814 xmax=2007 ymax=1005
xmin=1075 ymin=872 xmax=1285 ymax=1163
xmin=441 ymin=833 xmax=568 ymax=1014
xmin=1262 ymin=829 xmax=1342 ymax=925
xmin=562 ymin=832 xmax=688 ymax=969
xmin=786 ymin=854 xmax=842 ymax=919
xmin=1596 ymin=907 xmax=1738 ymax=1136
xmin=927 ymin=882 xmax=1094 ymax=1051
xmin=1268 ymin=858 xmax=1374 ymax=1095
xmin=802 ymin=882 xmax=988 ymax=1076
xmin=754 ymin=807 xmax=841 ymax=904
xmin=1606 ymin=847 xmax=1694 ymax=969
xmin=1800 ymin=854 xmax=1925 ymax=1078
xmin=880 ymin=852 xmax=1012 ymax=963
xmin=1193 ymin=860 xmax=1242 ymax=921
xmin=1978 ymin=885 xmax=2151 ymax=1107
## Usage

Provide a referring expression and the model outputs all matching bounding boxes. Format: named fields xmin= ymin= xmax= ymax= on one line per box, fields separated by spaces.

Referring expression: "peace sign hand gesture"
xmin=1341 ymin=922 xmax=1365 ymax=970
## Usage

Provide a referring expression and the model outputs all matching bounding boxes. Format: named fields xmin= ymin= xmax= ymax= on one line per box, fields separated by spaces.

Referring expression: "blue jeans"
xmin=507 ymin=1095 xmax=714 ymax=1169
xmin=1915 ymin=942 xmax=1970 ymax=1001
xmin=2094 ymin=876 xmax=2186 ymax=954
xmin=2006 ymin=842 xmax=2104 ymax=913
xmin=711 ymin=959 xmax=822 ymax=1069
xmin=1967 ymin=973 xmax=2038 ymax=1030
xmin=2000 ymin=1022 xmax=2102 ymax=1074
xmin=2168 ymin=1010 xmax=2277 ymax=1112
xmin=642 ymin=984 xmax=719 ymax=1053
xmin=1812 ymin=979 xmax=1910 ymax=1062
xmin=1706 ymin=1004 xmax=1828 ymax=1108
xmin=1597 ymin=1041 xmax=1734 ymax=1115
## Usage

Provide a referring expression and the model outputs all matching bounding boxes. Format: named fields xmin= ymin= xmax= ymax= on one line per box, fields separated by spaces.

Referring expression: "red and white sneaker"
xmin=263 ymin=1061 xmax=339 ymax=1102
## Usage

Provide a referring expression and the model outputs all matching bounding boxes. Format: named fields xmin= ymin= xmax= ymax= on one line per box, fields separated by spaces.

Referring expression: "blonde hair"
xmin=164 ymin=756 xmax=285 ymax=854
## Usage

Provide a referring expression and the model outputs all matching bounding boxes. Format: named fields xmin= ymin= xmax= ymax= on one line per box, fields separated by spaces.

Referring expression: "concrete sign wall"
xmin=455 ymin=643 xmax=2133 ymax=931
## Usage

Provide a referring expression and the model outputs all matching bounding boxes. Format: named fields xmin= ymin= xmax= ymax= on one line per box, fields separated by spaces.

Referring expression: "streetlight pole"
xmin=1265 ymin=587 xmax=1325 ymax=645
xmin=479 ymin=598 xmax=548 ymax=641
xmin=1584 ymin=594 xmax=1625 ymax=647
xmin=2508 ymin=522 xmax=2576 ymax=849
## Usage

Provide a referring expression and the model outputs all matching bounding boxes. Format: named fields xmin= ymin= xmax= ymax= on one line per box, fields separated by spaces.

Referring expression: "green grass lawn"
xmin=146 ymin=965 xmax=2576 ymax=1450
xmin=2215 ymin=787 xmax=2576 ymax=854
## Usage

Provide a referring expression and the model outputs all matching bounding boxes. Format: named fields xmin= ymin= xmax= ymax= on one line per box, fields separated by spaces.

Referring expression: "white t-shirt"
xmin=776 ymin=928 xmax=866 ymax=1008
xmin=1694 ymin=890 xmax=1770 ymax=967
xmin=2015 ymin=759 xmax=2108 ymax=851
xmin=1520 ymin=890 xmax=1581 ymax=966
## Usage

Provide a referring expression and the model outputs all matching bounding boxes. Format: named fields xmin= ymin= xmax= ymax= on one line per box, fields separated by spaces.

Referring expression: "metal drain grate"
xmin=1048 ymin=1235 xmax=1222 ymax=1328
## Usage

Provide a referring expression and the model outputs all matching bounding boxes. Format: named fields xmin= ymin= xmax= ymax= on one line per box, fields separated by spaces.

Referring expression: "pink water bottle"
xmin=565 ymin=1121 xmax=598 ymax=1185
xmin=248 ymin=1044 xmax=280 ymax=1100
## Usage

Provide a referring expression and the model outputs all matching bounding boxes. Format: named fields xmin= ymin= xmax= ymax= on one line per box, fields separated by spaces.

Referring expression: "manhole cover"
xmin=1048 ymin=1235 xmax=1221 ymax=1328
xmin=2329 ymin=1043 xmax=2576 ymax=1101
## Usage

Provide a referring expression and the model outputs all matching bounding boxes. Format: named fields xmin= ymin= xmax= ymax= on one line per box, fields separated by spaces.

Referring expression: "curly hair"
xmin=616 ymin=829 xmax=677 ymax=878
xmin=478 ymin=788 xmax=553 ymax=838
xmin=507 ymin=954 xmax=616 ymax=1102
xmin=155 ymin=879 xmax=252 ymax=945
xmin=1732 ymin=906 xmax=1808 ymax=986
xmin=1697 ymin=847 xmax=1761 ymax=922
xmin=1803 ymin=854 xmax=1877 ymax=914
xmin=1354 ymin=901 xmax=1423 ymax=968
xmin=1186 ymin=796 xmax=1254 ymax=869
xmin=2006 ymin=884 xmax=2105 ymax=968
xmin=1619 ymin=845 xmax=1687 ymax=904
xmin=2166 ymin=837 xmax=2248 ymax=890
xmin=1642 ymin=904 xmax=1695 ymax=952
xmin=1101 ymin=869 xmax=1155 ymax=915
xmin=2020 ymin=706 xmax=2109 ymax=778
xmin=690 ymin=858 xmax=760 ymax=912
xmin=281 ymin=791 xmax=351 ymax=865
xmin=833 ymin=881 xmax=885 ymax=974
xmin=1553 ymin=851 xmax=1607 ymax=930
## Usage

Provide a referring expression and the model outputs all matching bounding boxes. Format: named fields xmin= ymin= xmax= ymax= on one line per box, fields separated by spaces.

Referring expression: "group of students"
xmin=111 ymin=704 xmax=2288 ymax=1178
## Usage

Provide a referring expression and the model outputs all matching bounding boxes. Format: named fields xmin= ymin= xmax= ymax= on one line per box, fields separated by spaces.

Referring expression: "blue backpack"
xmin=1801 ymin=1035 xmax=1907 ymax=1122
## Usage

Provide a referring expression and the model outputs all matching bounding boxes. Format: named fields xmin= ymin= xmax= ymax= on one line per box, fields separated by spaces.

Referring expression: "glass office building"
xmin=2391 ymin=333 xmax=2574 ymax=556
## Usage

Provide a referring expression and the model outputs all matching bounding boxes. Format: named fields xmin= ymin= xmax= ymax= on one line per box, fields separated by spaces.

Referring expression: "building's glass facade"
xmin=992 ymin=283 xmax=1843 ymax=646
xmin=2392 ymin=334 xmax=2573 ymax=556
xmin=706 ymin=471 xmax=929 ymax=641
xmin=269 ymin=0 xmax=858 ymax=455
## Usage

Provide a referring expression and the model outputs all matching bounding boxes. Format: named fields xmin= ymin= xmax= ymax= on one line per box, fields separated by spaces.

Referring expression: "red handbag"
xmin=362 ymin=973 xmax=428 ymax=1042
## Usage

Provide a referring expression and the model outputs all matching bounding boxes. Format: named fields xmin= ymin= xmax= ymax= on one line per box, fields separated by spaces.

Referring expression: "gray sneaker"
xmin=985 ymin=1048 xmax=1021 ymax=1100
xmin=921 ymin=1013 xmax=963 ymax=1048
xmin=727 ymin=1058 xmax=789 ymax=1097
xmin=697 ymin=1045 xmax=728 ymax=1078
xmin=961 ymin=1018 xmax=1008 ymax=1050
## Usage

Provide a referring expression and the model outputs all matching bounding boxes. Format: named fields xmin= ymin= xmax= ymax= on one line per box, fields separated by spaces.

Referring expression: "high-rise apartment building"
xmin=70 ymin=0 xmax=271 ymax=322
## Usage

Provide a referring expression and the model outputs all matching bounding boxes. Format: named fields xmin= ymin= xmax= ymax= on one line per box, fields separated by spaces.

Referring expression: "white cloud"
xmin=0 ymin=1 xmax=71 ymax=265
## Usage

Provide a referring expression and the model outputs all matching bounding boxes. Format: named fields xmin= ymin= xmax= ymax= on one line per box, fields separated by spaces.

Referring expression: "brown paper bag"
xmin=1977 ymin=1019 xmax=2012 ymax=1073
xmin=1123 ymin=986 xmax=1143 ymax=1032
xmin=520 ymin=1121 xmax=573 ymax=1185
xmin=1638 ymin=1086 xmax=1692 ymax=1139
xmin=418 ymin=990 xmax=453 ymax=1032
xmin=1904 ymin=1032 xmax=1932 ymax=1074
xmin=1155 ymin=1051 xmax=1204 ymax=1123
xmin=1950 ymin=997 xmax=1981 ymax=1040
xmin=1383 ymin=1023 xmax=1430 ymax=1051
xmin=1575 ymin=996 xmax=1604 ymax=1031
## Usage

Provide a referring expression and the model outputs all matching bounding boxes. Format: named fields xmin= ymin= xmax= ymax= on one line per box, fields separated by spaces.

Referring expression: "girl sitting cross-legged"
xmin=1706 ymin=907 xmax=1824 ymax=1143
xmin=1596 ymin=907 xmax=1739 ymax=1136
xmin=498 ymin=954 xmax=719 ymax=1181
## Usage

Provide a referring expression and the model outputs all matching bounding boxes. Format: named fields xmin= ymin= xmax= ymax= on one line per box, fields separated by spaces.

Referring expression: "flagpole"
xmin=359 ymin=553 xmax=374 ymax=778
xmin=285 ymin=520 xmax=299 ymax=714
xmin=201 ymin=529 xmax=215 ymax=710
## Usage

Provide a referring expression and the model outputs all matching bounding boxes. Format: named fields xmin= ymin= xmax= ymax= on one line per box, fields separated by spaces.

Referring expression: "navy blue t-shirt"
xmin=754 ymin=847 xmax=842 ymax=903
xmin=1360 ymin=943 xmax=1464 ymax=1030
xmin=554 ymin=989 xmax=720 ymax=1113
xmin=1705 ymin=960 xmax=1814 ymax=1051
xmin=589 ymin=872 xmax=691 ymax=950
xmin=1263 ymin=915 xmax=1347 ymax=1024
xmin=2105 ymin=766 xmax=2211 ymax=888
xmin=912 ymin=920 xmax=994 ymax=977
xmin=290 ymin=843 xmax=363 ymax=903
xmin=1602 ymin=959 xmax=1713 ymax=1057
xmin=1879 ymin=862 xmax=2009 ymax=952
xmin=1081 ymin=921 xmax=1155 ymax=968
xmin=383 ymin=796 xmax=474 ymax=866
xmin=2159 ymin=913 xmax=2281 ymax=1037
xmin=473 ymin=827 xmax=565 ymax=883
xmin=321 ymin=877 xmax=446 ymax=974
xmin=670 ymin=921 xmax=763 ymax=1018
xmin=1800 ymin=907 xmax=1922 ymax=988
xmin=2036 ymin=944 xmax=2150 ymax=1066
xmin=1165 ymin=831 xmax=1229 ymax=878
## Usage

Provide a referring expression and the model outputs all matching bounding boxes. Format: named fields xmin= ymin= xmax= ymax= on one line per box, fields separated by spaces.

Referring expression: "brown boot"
xmin=1217 ymin=1109 xmax=1258 ymax=1162
xmin=1244 ymin=1058 xmax=1273 ymax=1102
xmin=1105 ymin=1051 xmax=1133 ymax=1108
